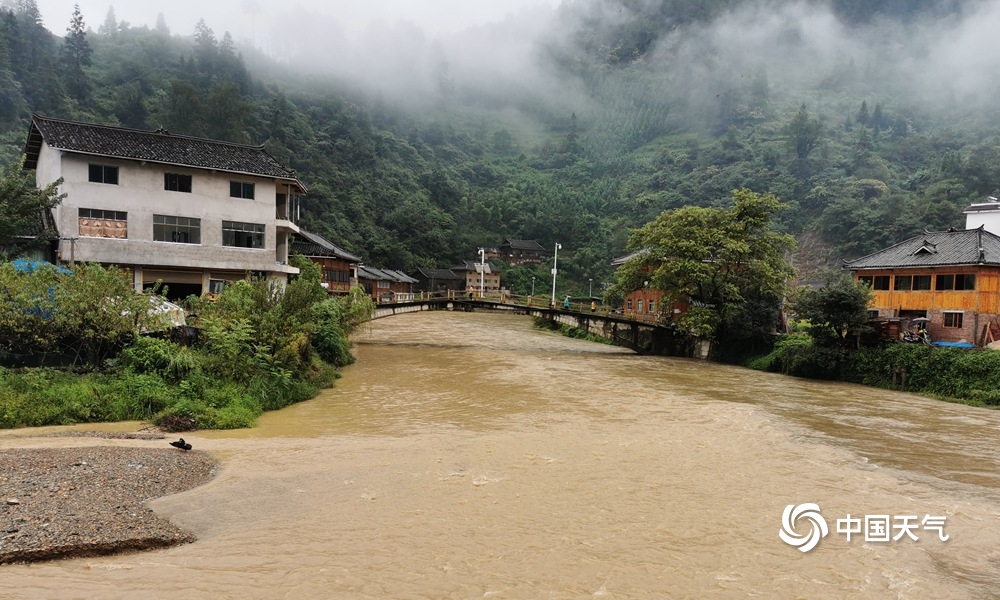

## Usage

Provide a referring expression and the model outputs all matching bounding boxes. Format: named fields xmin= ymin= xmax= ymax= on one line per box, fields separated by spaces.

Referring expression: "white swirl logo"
xmin=779 ymin=503 xmax=828 ymax=552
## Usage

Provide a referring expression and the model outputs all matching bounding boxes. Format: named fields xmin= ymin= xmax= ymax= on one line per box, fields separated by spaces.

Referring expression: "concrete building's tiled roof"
xmin=963 ymin=199 xmax=1000 ymax=213
xmin=450 ymin=260 xmax=495 ymax=274
xmin=844 ymin=227 xmax=1000 ymax=269
xmin=24 ymin=114 xmax=305 ymax=191
xmin=293 ymin=229 xmax=362 ymax=262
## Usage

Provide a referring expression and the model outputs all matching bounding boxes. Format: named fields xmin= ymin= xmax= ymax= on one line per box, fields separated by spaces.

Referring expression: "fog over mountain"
xmin=27 ymin=0 xmax=1000 ymax=125
xmin=249 ymin=0 xmax=1000 ymax=130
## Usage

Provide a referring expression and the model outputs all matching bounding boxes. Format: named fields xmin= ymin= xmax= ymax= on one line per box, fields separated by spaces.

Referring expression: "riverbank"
xmin=0 ymin=436 xmax=217 ymax=565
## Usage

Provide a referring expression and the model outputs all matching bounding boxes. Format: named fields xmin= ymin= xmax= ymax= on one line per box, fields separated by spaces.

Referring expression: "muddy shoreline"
xmin=1 ymin=438 xmax=217 ymax=565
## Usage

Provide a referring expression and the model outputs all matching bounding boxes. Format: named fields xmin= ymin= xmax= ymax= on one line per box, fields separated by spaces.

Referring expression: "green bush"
xmin=101 ymin=372 xmax=178 ymax=420
xmin=213 ymin=394 xmax=263 ymax=429
xmin=0 ymin=369 xmax=106 ymax=427
xmin=848 ymin=345 xmax=1000 ymax=404
xmin=748 ymin=333 xmax=850 ymax=379
xmin=118 ymin=336 xmax=175 ymax=375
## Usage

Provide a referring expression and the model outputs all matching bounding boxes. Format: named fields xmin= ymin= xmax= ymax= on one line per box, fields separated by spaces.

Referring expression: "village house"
xmin=498 ymin=239 xmax=546 ymax=265
xmin=844 ymin=198 xmax=1000 ymax=346
xmin=291 ymin=229 xmax=361 ymax=295
xmin=23 ymin=114 xmax=305 ymax=299
xmin=356 ymin=266 xmax=417 ymax=302
xmin=610 ymin=251 xmax=689 ymax=321
xmin=450 ymin=259 xmax=501 ymax=295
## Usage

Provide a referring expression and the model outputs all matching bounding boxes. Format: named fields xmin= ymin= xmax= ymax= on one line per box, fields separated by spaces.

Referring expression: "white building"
xmin=964 ymin=196 xmax=1000 ymax=234
xmin=24 ymin=114 xmax=306 ymax=298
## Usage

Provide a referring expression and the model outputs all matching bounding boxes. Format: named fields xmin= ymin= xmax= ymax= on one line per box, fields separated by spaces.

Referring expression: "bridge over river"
xmin=370 ymin=292 xmax=706 ymax=357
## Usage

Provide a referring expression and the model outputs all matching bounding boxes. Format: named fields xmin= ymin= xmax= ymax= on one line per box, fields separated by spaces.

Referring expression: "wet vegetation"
xmin=0 ymin=259 xmax=374 ymax=429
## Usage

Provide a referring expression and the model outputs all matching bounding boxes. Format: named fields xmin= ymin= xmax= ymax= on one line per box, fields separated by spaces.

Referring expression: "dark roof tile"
xmin=414 ymin=267 xmax=463 ymax=280
xmin=501 ymin=238 xmax=546 ymax=252
xmin=844 ymin=227 xmax=1000 ymax=269
xmin=293 ymin=229 xmax=362 ymax=262
xmin=25 ymin=114 xmax=305 ymax=191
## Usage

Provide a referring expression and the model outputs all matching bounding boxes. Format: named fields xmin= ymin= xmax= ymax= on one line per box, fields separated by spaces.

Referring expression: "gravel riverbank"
xmin=0 ymin=441 xmax=218 ymax=565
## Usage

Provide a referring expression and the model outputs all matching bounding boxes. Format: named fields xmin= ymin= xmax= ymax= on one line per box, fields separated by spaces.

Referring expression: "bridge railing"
xmin=379 ymin=290 xmax=666 ymax=325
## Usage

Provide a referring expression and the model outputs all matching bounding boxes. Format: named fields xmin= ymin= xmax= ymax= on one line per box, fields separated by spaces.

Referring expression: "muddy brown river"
xmin=2 ymin=311 xmax=999 ymax=599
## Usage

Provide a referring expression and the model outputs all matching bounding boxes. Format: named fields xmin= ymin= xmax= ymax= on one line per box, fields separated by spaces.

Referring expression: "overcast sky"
xmin=35 ymin=0 xmax=563 ymax=42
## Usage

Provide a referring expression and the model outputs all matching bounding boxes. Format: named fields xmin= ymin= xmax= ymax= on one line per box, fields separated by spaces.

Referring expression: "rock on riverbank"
xmin=0 ymin=445 xmax=217 ymax=565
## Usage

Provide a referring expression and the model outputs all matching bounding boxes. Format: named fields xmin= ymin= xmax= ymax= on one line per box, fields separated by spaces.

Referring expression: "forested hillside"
xmin=1 ymin=0 xmax=998 ymax=295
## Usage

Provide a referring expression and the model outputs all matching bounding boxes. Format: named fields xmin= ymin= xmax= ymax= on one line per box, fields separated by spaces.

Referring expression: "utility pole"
xmin=550 ymin=242 xmax=561 ymax=307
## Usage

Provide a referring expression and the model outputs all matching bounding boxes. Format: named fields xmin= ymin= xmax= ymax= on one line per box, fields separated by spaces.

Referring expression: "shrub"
xmin=118 ymin=336 xmax=175 ymax=375
xmin=213 ymin=394 xmax=262 ymax=429
xmin=102 ymin=372 xmax=177 ymax=420
xmin=748 ymin=333 xmax=849 ymax=379
xmin=848 ymin=344 xmax=1000 ymax=404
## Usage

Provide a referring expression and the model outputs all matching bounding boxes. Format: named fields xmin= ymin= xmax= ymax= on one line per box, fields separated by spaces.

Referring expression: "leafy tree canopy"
xmin=613 ymin=188 xmax=796 ymax=339
xmin=790 ymin=272 xmax=873 ymax=347
xmin=0 ymin=156 xmax=63 ymax=260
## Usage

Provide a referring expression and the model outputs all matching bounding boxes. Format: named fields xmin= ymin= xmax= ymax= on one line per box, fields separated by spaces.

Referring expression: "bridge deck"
xmin=370 ymin=295 xmax=683 ymax=356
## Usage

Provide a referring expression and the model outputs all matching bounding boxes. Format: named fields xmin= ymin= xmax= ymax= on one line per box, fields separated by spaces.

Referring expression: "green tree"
xmin=98 ymin=6 xmax=116 ymax=36
xmin=0 ymin=155 xmax=63 ymax=259
xmin=791 ymin=273 xmax=873 ymax=347
xmin=784 ymin=103 xmax=823 ymax=162
xmin=856 ymin=100 xmax=870 ymax=127
xmin=112 ymin=81 xmax=147 ymax=128
xmin=612 ymin=188 xmax=796 ymax=342
xmin=53 ymin=263 xmax=171 ymax=369
xmin=193 ymin=18 xmax=217 ymax=73
xmin=0 ymin=260 xmax=65 ymax=360
xmin=59 ymin=4 xmax=91 ymax=102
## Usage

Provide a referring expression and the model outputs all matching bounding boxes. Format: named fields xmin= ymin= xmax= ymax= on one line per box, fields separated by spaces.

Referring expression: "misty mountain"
xmin=1 ymin=0 xmax=999 ymax=293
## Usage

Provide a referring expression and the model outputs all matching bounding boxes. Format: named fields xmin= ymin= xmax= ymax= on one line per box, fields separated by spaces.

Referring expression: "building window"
xmin=378 ymin=280 xmax=390 ymax=289
xmin=935 ymin=274 xmax=974 ymax=291
xmin=913 ymin=275 xmax=931 ymax=290
xmin=164 ymin=173 xmax=192 ymax=193
xmin=943 ymin=312 xmax=964 ymax=328
xmin=894 ymin=275 xmax=912 ymax=291
xmin=649 ymin=300 xmax=655 ymax=314
xmin=154 ymin=214 xmax=201 ymax=244
xmin=868 ymin=310 xmax=880 ymax=319
xmin=78 ymin=208 xmax=127 ymax=239
xmin=208 ymin=280 xmax=226 ymax=294
xmin=88 ymin=164 xmax=118 ymax=185
xmin=325 ymin=270 xmax=350 ymax=283
xmin=637 ymin=299 xmax=644 ymax=313
xmin=872 ymin=276 xmax=890 ymax=290
xmin=222 ymin=221 xmax=264 ymax=248
xmin=627 ymin=299 xmax=632 ymax=311
xmin=230 ymin=181 xmax=255 ymax=199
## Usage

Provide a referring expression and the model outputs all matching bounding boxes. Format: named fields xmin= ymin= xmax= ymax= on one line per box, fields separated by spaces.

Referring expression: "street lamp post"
xmin=531 ymin=276 xmax=536 ymax=296
xmin=550 ymin=242 xmax=561 ymax=308
xmin=589 ymin=278 xmax=593 ymax=297
xmin=478 ymin=248 xmax=485 ymax=298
